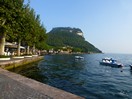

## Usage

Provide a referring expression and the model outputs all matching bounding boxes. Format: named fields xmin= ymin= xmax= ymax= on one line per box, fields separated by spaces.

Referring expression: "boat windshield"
xmin=102 ymin=58 xmax=117 ymax=63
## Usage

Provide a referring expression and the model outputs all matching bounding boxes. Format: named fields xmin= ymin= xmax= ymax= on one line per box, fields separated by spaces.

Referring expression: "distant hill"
xmin=46 ymin=27 xmax=102 ymax=53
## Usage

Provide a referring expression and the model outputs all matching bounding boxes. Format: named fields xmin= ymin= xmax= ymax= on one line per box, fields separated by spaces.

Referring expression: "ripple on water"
xmin=9 ymin=54 xmax=132 ymax=99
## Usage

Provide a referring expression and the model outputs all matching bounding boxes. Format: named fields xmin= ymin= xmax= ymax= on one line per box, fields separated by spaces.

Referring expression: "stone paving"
xmin=0 ymin=72 xmax=52 ymax=99
xmin=0 ymin=59 xmax=84 ymax=99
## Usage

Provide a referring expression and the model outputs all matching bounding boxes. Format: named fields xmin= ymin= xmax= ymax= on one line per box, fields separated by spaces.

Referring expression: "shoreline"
xmin=44 ymin=52 xmax=102 ymax=55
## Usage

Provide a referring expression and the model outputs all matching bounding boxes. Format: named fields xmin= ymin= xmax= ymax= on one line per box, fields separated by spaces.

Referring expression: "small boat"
xmin=75 ymin=56 xmax=84 ymax=59
xmin=100 ymin=57 xmax=123 ymax=67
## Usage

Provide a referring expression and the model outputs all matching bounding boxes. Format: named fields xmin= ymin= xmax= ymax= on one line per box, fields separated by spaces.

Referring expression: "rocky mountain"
xmin=46 ymin=27 xmax=102 ymax=53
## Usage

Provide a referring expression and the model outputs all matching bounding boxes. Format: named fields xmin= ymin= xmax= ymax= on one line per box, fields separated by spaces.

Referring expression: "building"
xmin=4 ymin=42 xmax=25 ymax=56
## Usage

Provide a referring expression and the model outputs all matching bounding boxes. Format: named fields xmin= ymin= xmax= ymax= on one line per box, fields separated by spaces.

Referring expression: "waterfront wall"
xmin=0 ymin=68 xmax=84 ymax=99
xmin=0 ymin=56 xmax=43 ymax=70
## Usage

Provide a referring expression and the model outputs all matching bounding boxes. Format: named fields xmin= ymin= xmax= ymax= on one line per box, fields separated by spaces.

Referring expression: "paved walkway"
xmin=0 ymin=59 xmax=84 ymax=99
xmin=0 ymin=71 xmax=52 ymax=99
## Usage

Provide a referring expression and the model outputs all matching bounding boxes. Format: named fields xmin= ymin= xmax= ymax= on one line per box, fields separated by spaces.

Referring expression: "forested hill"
xmin=46 ymin=27 xmax=102 ymax=53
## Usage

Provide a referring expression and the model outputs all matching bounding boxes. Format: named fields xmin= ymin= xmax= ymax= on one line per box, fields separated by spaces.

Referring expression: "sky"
xmin=25 ymin=0 xmax=132 ymax=54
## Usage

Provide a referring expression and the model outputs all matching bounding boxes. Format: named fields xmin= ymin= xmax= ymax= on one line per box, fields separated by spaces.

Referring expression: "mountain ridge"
xmin=46 ymin=27 xmax=102 ymax=53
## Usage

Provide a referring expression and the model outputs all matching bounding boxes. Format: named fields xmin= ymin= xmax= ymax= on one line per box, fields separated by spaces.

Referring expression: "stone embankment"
xmin=0 ymin=56 xmax=43 ymax=69
xmin=0 ymin=56 xmax=84 ymax=99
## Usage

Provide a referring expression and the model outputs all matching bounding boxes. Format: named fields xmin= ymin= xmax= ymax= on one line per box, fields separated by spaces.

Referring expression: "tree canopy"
xmin=0 ymin=0 xmax=47 ymax=55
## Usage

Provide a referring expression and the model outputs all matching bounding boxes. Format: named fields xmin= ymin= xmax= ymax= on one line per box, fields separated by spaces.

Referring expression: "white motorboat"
xmin=75 ymin=56 xmax=84 ymax=59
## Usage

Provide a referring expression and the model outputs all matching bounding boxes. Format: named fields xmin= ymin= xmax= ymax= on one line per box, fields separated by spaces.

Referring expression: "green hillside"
xmin=46 ymin=27 xmax=102 ymax=53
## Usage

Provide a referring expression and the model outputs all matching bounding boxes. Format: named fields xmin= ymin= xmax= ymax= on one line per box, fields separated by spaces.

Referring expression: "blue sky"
xmin=25 ymin=0 xmax=132 ymax=54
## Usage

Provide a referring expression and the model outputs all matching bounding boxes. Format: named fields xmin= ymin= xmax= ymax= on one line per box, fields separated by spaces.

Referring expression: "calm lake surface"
xmin=10 ymin=54 xmax=132 ymax=99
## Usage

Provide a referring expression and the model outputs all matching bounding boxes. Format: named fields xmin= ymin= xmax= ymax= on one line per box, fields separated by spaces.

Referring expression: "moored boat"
xmin=100 ymin=58 xmax=123 ymax=67
xmin=75 ymin=56 xmax=84 ymax=59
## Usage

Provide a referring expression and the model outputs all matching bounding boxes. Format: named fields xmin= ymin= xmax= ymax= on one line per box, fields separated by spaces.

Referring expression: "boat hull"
xmin=100 ymin=62 xmax=123 ymax=68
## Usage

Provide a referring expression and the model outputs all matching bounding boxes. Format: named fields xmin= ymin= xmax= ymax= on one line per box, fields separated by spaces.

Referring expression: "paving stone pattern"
xmin=0 ymin=66 xmax=84 ymax=99
xmin=0 ymin=73 xmax=52 ymax=99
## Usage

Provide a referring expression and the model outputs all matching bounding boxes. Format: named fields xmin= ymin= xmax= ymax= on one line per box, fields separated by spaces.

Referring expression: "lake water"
xmin=10 ymin=54 xmax=132 ymax=99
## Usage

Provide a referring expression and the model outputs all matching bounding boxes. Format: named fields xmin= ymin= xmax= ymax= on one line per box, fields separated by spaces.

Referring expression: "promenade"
xmin=0 ymin=57 xmax=84 ymax=99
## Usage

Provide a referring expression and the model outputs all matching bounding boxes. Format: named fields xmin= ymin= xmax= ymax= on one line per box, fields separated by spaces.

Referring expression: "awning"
xmin=5 ymin=42 xmax=25 ymax=49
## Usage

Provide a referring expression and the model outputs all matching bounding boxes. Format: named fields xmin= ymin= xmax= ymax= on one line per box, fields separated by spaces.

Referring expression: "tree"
xmin=72 ymin=47 xmax=82 ymax=52
xmin=10 ymin=0 xmax=26 ymax=56
xmin=35 ymin=24 xmax=47 ymax=51
xmin=22 ymin=8 xmax=47 ymax=55
xmin=0 ymin=0 xmax=17 ymax=55
xmin=0 ymin=0 xmax=47 ymax=56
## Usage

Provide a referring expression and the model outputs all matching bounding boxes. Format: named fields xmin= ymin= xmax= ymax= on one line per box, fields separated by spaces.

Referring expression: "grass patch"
xmin=0 ymin=55 xmax=10 ymax=58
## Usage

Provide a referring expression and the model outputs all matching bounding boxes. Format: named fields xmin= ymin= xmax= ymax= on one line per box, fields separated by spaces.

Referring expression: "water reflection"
xmin=8 ymin=54 xmax=132 ymax=99
xmin=9 ymin=61 xmax=49 ymax=83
